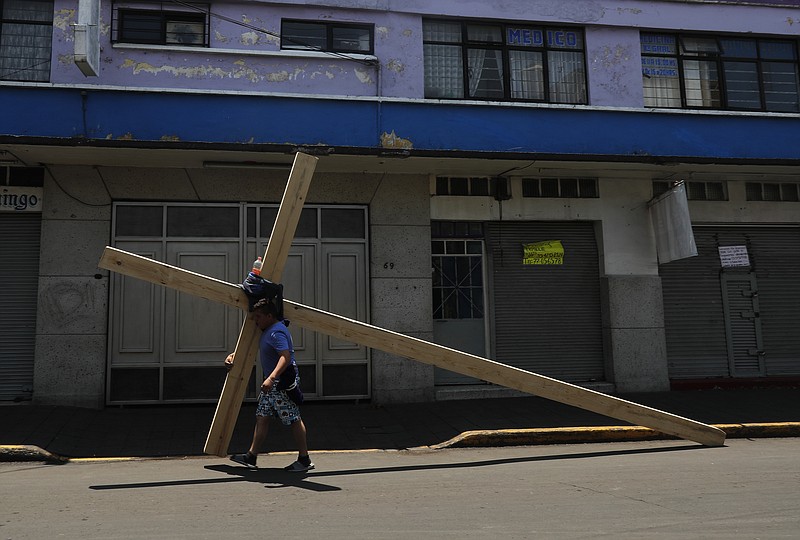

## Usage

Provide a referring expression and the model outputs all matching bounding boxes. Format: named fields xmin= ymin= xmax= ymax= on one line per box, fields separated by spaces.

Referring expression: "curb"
xmin=0 ymin=445 xmax=68 ymax=464
xmin=431 ymin=422 xmax=800 ymax=449
xmin=2 ymin=423 xmax=799 ymax=462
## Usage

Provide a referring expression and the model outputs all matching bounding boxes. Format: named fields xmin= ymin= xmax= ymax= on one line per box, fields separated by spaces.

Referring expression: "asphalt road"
xmin=2 ymin=439 xmax=798 ymax=539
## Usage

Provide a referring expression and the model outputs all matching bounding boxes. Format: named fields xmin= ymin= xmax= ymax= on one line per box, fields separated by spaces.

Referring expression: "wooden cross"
xmin=98 ymin=153 xmax=726 ymax=454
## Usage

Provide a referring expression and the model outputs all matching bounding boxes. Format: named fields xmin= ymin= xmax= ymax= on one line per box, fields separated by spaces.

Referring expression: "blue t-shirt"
xmin=259 ymin=321 xmax=296 ymax=381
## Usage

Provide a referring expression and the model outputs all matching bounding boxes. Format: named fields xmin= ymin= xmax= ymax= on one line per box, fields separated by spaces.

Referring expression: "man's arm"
xmin=260 ymin=351 xmax=290 ymax=393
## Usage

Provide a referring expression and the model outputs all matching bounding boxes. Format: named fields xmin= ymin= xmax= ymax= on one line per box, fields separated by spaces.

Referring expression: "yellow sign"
xmin=523 ymin=240 xmax=564 ymax=265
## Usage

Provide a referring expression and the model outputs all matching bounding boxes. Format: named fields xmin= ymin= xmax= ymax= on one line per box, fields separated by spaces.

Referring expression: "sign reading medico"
xmin=1 ymin=186 xmax=43 ymax=212
xmin=523 ymin=240 xmax=564 ymax=265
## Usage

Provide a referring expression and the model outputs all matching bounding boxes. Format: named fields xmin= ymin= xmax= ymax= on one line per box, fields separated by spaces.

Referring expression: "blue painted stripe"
xmin=1 ymin=86 xmax=798 ymax=161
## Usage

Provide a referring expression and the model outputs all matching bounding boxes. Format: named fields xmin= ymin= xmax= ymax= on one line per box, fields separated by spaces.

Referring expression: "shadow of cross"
xmin=98 ymin=153 xmax=726 ymax=454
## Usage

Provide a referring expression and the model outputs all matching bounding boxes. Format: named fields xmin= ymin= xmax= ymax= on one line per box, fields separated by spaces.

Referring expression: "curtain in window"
xmin=466 ymin=25 xmax=503 ymax=99
xmin=509 ymin=50 xmax=544 ymax=99
xmin=548 ymin=50 xmax=586 ymax=103
xmin=0 ymin=0 xmax=53 ymax=82
xmin=468 ymin=48 xmax=504 ymax=98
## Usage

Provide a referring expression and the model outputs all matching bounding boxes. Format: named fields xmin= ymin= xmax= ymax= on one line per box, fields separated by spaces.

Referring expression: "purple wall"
xmin=52 ymin=1 xmax=424 ymax=98
xmin=50 ymin=0 xmax=800 ymax=106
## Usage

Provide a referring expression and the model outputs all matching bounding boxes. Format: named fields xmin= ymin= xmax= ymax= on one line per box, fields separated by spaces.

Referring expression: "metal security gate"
xmin=0 ymin=213 xmax=41 ymax=401
xmin=660 ymin=226 xmax=800 ymax=378
xmin=109 ymin=203 xmax=369 ymax=404
xmin=721 ymin=273 xmax=765 ymax=376
xmin=486 ymin=221 xmax=604 ymax=382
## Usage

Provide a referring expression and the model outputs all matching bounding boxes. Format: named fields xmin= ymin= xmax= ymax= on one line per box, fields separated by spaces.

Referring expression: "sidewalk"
xmin=2 ymin=387 xmax=799 ymax=462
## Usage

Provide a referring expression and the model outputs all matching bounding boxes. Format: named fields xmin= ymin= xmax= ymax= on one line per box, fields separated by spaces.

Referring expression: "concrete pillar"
xmin=599 ymin=178 xmax=669 ymax=392
xmin=368 ymin=174 xmax=434 ymax=403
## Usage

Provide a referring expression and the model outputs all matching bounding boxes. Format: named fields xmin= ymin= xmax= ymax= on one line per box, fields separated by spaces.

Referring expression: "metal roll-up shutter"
xmin=487 ymin=221 xmax=604 ymax=381
xmin=0 ymin=213 xmax=41 ymax=401
xmin=742 ymin=227 xmax=800 ymax=376
xmin=659 ymin=228 xmax=730 ymax=378
xmin=660 ymin=226 xmax=800 ymax=379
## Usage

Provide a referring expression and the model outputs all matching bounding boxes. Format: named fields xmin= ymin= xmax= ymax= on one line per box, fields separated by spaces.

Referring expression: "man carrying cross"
xmin=226 ymin=298 xmax=313 ymax=472
xmin=98 ymin=152 xmax=725 ymax=456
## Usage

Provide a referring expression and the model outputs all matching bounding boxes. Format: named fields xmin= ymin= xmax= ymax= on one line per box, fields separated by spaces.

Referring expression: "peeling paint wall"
xmin=51 ymin=0 xmax=800 ymax=105
xmin=585 ymin=27 xmax=643 ymax=107
xmin=52 ymin=1 xmax=424 ymax=98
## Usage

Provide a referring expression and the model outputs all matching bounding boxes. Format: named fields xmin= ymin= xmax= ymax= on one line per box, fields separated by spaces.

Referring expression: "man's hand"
xmin=224 ymin=353 xmax=235 ymax=372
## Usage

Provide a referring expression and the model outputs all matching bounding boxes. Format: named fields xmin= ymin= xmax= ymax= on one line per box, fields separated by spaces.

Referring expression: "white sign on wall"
xmin=1 ymin=186 xmax=43 ymax=212
xmin=718 ymin=245 xmax=750 ymax=268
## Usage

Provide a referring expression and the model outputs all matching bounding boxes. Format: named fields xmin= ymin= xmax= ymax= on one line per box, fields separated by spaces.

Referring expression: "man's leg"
xmin=290 ymin=418 xmax=308 ymax=456
xmin=284 ymin=418 xmax=314 ymax=472
xmin=250 ymin=415 xmax=271 ymax=455
xmin=230 ymin=396 xmax=271 ymax=469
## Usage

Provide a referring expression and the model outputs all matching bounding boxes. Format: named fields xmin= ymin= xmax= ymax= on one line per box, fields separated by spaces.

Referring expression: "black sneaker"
xmin=230 ymin=452 xmax=258 ymax=469
xmin=284 ymin=459 xmax=314 ymax=472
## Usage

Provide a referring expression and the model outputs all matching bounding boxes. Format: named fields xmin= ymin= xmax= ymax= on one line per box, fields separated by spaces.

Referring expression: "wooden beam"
xmin=282 ymin=301 xmax=726 ymax=448
xmin=98 ymin=247 xmax=726 ymax=448
xmin=203 ymin=152 xmax=317 ymax=456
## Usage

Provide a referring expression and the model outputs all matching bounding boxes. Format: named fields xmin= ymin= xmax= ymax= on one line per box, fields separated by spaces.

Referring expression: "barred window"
xmin=424 ymin=19 xmax=587 ymax=103
xmin=112 ymin=1 xmax=209 ymax=47
xmin=522 ymin=177 xmax=598 ymax=198
xmin=281 ymin=20 xmax=373 ymax=54
xmin=642 ymin=33 xmax=799 ymax=112
xmin=431 ymin=223 xmax=484 ymax=320
xmin=745 ymin=182 xmax=800 ymax=202
xmin=0 ymin=0 xmax=53 ymax=82
xmin=653 ymin=180 xmax=727 ymax=201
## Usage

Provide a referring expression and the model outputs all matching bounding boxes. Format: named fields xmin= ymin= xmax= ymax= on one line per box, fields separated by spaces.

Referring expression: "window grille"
xmin=281 ymin=20 xmax=373 ymax=54
xmin=431 ymin=222 xmax=484 ymax=320
xmin=745 ymin=182 xmax=800 ymax=202
xmin=653 ymin=180 xmax=727 ymax=201
xmin=435 ymin=176 xmax=496 ymax=196
xmin=112 ymin=1 xmax=209 ymax=47
xmin=641 ymin=32 xmax=800 ymax=112
xmin=0 ymin=0 xmax=53 ymax=82
xmin=522 ymin=177 xmax=598 ymax=198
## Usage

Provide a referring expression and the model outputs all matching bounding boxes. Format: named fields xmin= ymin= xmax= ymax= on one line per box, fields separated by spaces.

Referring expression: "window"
xmin=423 ymin=19 xmax=587 ymax=103
xmin=112 ymin=1 xmax=209 ymax=46
xmin=281 ymin=20 xmax=373 ymax=54
xmin=522 ymin=177 xmax=598 ymax=198
xmin=745 ymin=182 xmax=800 ymax=202
xmin=653 ymin=180 xmax=727 ymax=201
xmin=434 ymin=176 xmax=516 ymax=197
xmin=0 ymin=0 xmax=53 ymax=82
xmin=642 ymin=33 xmax=800 ymax=112
xmin=2 ymin=166 xmax=44 ymax=187
xmin=431 ymin=222 xmax=484 ymax=320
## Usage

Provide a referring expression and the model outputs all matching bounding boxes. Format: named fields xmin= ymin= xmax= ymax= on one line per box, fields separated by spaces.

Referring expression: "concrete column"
xmin=599 ymin=178 xmax=669 ymax=392
xmin=368 ymin=174 xmax=434 ymax=403
xmin=601 ymin=276 xmax=669 ymax=392
xmin=34 ymin=166 xmax=111 ymax=408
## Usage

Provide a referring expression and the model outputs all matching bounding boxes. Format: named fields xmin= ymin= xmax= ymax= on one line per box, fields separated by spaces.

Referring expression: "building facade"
xmin=1 ymin=0 xmax=799 ymax=408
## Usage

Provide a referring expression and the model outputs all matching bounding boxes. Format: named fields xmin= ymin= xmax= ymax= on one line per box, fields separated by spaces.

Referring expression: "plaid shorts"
xmin=256 ymin=387 xmax=301 ymax=426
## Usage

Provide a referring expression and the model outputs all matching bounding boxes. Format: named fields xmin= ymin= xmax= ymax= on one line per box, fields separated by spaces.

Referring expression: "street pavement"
xmin=2 ymin=438 xmax=799 ymax=539
xmin=2 ymin=386 xmax=799 ymax=462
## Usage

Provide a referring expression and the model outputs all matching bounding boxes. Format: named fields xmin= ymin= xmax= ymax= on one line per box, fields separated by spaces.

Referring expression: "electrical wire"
xmin=0 ymin=58 xmax=51 ymax=81
xmin=167 ymin=0 xmax=378 ymax=66
xmin=42 ymin=164 xmax=112 ymax=207
xmin=495 ymin=160 xmax=536 ymax=177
